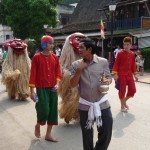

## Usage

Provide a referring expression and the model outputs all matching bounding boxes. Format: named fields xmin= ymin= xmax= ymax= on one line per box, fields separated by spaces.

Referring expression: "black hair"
xmin=80 ymin=38 xmax=97 ymax=55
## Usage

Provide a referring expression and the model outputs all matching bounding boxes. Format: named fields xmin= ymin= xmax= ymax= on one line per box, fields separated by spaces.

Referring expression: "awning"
xmin=130 ymin=30 xmax=150 ymax=38
xmin=53 ymin=32 xmax=101 ymax=40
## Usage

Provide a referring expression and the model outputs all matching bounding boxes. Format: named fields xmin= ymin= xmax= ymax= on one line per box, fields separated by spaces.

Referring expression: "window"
xmin=61 ymin=17 xmax=68 ymax=25
xmin=6 ymin=35 xmax=10 ymax=40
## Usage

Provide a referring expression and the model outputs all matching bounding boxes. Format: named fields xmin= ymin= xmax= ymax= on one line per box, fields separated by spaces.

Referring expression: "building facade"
xmin=47 ymin=0 xmax=150 ymax=50
xmin=56 ymin=4 xmax=76 ymax=28
xmin=0 ymin=24 xmax=13 ymax=49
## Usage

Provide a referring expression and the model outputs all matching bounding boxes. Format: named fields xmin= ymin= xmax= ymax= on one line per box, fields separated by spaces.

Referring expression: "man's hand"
xmin=100 ymin=76 xmax=112 ymax=85
xmin=100 ymin=78 xmax=112 ymax=85
xmin=77 ymin=60 xmax=88 ymax=71
xmin=70 ymin=59 xmax=88 ymax=88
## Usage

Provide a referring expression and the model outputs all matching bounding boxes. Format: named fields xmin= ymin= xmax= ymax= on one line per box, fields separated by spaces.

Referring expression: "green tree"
xmin=28 ymin=0 xmax=58 ymax=40
xmin=141 ymin=47 xmax=150 ymax=70
xmin=0 ymin=0 xmax=61 ymax=41
xmin=0 ymin=0 xmax=8 ymax=24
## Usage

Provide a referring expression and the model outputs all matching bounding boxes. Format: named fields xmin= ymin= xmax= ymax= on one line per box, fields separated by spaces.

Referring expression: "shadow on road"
xmin=0 ymin=89 xmax=6 ymax=95
xmin=113 ymin=112 xmax=135 ymax=138
xmin=28 ymin=122 xmax=82 ymax=150
xmin=0 ymin=93 xmax=30 ymax=112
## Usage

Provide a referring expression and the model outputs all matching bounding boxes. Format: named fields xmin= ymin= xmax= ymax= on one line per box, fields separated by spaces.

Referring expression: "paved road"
xmin=0 ymin=81 xmax=150 ymax=150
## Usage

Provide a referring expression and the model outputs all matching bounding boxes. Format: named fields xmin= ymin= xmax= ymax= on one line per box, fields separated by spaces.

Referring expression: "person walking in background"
xmin=55 ymin=46 xmax=61 ymax=58
xmin=114 ymin=44 xmax=121 ymax=59
xmin=70 ymin=38 xmax=113 ymax=150
xmin=112 ymin=37 xmax=138 ymax=112
xmin=135 ymin=51 xmax=145 ymax=75
xmin=138 ymin=54 xmax=145 ymax=76
xmin=2 ymin=50 xmax=7 ymax=62
xmin=29 ymin=35 xmax=62 ymax=142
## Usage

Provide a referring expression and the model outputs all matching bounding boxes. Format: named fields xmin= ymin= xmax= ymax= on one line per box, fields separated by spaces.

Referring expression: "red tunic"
xmin=29 ymin=52 xmax=62 ymax=88
xmin=112 ymin=50 xmax=137 ymax=75
xmin=112 ymin=50 xmax=137 ymax=99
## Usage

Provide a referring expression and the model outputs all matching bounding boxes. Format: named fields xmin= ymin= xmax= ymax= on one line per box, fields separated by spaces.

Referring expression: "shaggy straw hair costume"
xmin=2 ymin=46 xmax=31 ymax=100
xmin=58 ymin=34 xmax=81 ymax=123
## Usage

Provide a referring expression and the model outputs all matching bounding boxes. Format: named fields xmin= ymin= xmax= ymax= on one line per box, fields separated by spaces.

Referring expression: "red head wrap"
xmin=41 ymin=35 xmax=54 ymax=44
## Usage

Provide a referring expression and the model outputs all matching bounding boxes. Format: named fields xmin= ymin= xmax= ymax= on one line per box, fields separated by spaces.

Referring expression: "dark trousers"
xmin=79 ymin=108 xmax=113 ymax=150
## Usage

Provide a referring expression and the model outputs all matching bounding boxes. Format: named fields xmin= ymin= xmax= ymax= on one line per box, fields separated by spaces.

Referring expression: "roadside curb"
xmin=137 ymin=81 xmax=150 ymax=84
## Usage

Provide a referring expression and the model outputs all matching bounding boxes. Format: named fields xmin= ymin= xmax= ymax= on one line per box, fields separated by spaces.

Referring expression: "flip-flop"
xmin=45 ymin=138 xmax=59 ymax=142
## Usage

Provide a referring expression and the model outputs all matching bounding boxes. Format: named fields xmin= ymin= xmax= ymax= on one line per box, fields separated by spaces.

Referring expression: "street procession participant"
xmin=70 ymin=38 xmax=113 ymax=150
xmin=29 ymin=35 xmax=62 ymax=142
xmin=112 ymin=37 xmax=138 ymax=112
xmin=2 ymin=39 xmax=31 ymax=100
xmin=58 ymin=32 xmax=85 ymax=124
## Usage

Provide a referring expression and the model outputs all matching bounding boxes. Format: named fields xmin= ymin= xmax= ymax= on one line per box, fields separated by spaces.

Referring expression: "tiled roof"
xmin=47 ymin=0 xmax=148 ymax=35
xmin=48 ymin=20 xmax=101 ymax=35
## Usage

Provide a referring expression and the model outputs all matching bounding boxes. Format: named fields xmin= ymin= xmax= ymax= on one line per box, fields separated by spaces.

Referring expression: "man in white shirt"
xmin=55 ymin=46 xmax=61 ymax=58
xmin=114 ymin=44 xmax=121 ymax=59
xmin=70 ymin=38 xmax=113 ymax=150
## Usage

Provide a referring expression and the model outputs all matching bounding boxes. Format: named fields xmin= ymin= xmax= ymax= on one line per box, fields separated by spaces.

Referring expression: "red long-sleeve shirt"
xmin=29 ymin=52 xmax=62 ymax=88
xmin=112 ymin=50 xmax=137 ymax=76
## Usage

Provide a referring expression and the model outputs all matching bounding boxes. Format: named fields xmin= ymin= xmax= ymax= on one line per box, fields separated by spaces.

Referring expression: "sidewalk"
xmin=137 ymin=72 xmax=150 ymax=84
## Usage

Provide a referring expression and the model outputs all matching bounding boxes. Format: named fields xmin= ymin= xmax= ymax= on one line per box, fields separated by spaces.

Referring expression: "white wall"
xmin=0 ymin=24 xmax=13 ymax=44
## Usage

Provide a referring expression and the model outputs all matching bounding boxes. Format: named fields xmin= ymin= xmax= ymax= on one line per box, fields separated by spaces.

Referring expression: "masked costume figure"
xmin=58 ymin=32 xmax=85 ymax=123
xmin=2 ymin=39 xmax=31 ymax=100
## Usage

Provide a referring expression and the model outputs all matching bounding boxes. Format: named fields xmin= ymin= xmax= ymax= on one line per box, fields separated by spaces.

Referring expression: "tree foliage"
xmin=141 ymin=47 xmax=150 ymax=70
xmin=0 ymin=0 xmax=62 ymax=41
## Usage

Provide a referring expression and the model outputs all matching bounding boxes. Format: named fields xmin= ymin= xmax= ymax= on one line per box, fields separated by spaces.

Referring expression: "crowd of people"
xmin=29 ymin=35 xmax=139 ymax=150
xmin=1 ymin=34 xmax=141 ymax=150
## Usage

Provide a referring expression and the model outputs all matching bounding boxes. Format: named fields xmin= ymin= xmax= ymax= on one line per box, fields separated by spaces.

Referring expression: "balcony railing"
xmin=106 ymin=17 xmax=141 ymax=31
